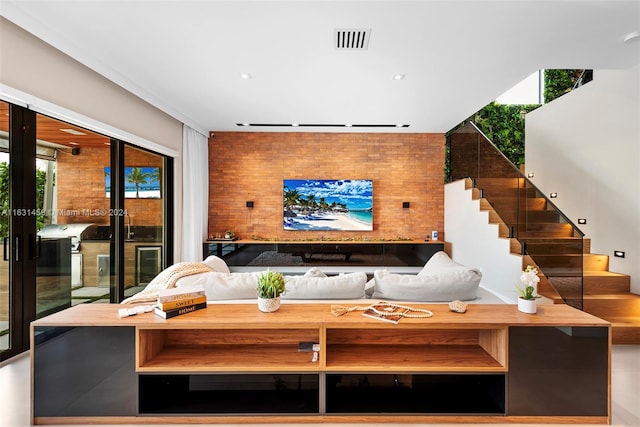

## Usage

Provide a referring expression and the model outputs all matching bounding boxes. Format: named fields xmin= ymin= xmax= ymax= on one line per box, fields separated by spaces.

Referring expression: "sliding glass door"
xmin=0 ymin=101 xmax=12 ymax=355
xmin=123 ymin=145 xmax=168 ymax=298
xmin=0 ymin=102 xmax=37 ymax=361
xmin=0 ymin=101 xmax=173 ymax=361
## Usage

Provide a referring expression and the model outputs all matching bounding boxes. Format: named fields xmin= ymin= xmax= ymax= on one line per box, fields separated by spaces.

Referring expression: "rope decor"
xmin=331 ymin=301 xmax=433 ymax=319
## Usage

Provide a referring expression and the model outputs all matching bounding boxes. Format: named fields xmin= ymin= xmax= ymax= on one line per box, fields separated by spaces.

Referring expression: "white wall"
xmin=496 ymin=70 xmax=542 ymax=105
xmin=525 ymin=69 xmax=640 ymax=293
xmin=0 ymin=18 xmax=185 ymax=260
xmin=445 ymin=180 xmax=523 ymax=303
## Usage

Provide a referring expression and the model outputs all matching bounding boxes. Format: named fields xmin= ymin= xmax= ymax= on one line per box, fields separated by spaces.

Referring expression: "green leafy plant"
xmin=517 ymin=265 xmax=541 ymax=300
xmin=445 ymin=69 xmax=588 ymax=180
xmin=0 ymin=162 xmax=49 ymax=237
xmin=544 ymin=69 xmax=585 ymax=103
xmin=257 ymin=270 xmax=286 ymax=299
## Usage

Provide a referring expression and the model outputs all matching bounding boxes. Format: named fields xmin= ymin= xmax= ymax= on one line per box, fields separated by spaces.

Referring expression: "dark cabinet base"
xmin=139 ymin=374 xmax=320 ymax=414
xmin=326 ymin=373 xmax=505 ymax=414
xmin=33 ymin=326 xmax=136 ymax=417
xmin=508 ymin=326 xmax=609 ymax=416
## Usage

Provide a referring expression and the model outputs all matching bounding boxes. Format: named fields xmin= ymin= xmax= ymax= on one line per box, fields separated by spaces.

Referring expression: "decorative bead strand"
xmin=331 ymin=301 xmax=433 ymax=319
xmin=368 ymin=303 xmax=433 ymax=319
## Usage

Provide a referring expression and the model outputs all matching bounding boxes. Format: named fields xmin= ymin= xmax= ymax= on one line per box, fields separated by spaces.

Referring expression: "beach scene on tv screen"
xmin=283 ymin=179 xmax=373 ymax=231
xmin=105 ymin=167 xmax=161 ymax=199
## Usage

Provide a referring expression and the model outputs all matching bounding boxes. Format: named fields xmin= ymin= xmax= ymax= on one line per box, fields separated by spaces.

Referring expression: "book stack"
xmin=153 ymin=285 xmax=207 ymax=319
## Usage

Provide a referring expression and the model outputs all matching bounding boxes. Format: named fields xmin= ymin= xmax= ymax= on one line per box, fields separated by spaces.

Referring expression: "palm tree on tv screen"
xmin=127 ymin=167 xmax=150 ymax=199
xmin=283 ymin=187 xmax=301 ymax=211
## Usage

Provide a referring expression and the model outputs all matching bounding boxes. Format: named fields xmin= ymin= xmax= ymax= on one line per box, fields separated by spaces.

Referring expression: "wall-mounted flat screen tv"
xmin=283 ymin=179 xmax=373 ymax=231
xmin=105 ymin=167 xmax=161 ymax=199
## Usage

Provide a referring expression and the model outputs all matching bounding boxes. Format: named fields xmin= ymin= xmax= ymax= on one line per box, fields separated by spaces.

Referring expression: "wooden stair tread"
xmin=583 ymin=270 xmax=628 ymax=277
xmin=582 ymin=293 xmax=640 ymax=300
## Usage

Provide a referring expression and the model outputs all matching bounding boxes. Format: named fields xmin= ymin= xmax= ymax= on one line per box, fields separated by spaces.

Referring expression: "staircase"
xmin=467 ymin=177 xmax=640 ymax=344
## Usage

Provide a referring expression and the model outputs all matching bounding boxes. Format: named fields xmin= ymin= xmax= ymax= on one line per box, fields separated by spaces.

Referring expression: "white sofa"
xmin=173 ymin=251 xmax=494 ymax=303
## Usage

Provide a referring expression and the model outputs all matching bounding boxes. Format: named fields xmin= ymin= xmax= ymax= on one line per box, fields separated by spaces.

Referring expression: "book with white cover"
xmin=157 ymin=285 xmax=205 ymax=303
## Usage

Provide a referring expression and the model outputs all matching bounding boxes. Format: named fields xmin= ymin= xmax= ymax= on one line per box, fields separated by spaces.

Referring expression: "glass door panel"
xmin=123 ymin=145 xmax=166 ymax=299
xmin=35 ymin=113 xmax=112 ymax=310
xmin=0 ymin=101 xmax=172 ymax=358
xmin=0 ymin=100 xmax=10 ymax=352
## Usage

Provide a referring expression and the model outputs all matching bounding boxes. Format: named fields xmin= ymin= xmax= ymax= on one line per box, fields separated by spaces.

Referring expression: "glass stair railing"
xmin=449 ymin=122 xmax=585 ymax=309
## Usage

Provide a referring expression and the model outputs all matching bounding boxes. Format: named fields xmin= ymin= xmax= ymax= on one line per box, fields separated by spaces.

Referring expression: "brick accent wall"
xmin=208 ymin=132 xmax=445 ymax=241
xmin=55 ymin=145 xmax=163 ymax=226
xmin=55 ymin=146 xmax=111 ymax=225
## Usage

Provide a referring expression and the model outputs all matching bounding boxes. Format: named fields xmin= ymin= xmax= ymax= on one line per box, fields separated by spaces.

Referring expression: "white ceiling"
xmin=1 ymin=1 xmax=639 ymax=135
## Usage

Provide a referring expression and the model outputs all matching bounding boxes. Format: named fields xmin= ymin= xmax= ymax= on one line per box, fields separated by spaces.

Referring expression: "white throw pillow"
xmin=303 ymin=267 xmax=328 ymax=278
xmin=202 ymin=255 xmax=231 ymax=274
xmin=418 ymin=251 xmax=464 ymax=277
xmin=282 ymin=272 xmax=367 ymax=300
xmin=176 ymin=271 xmax=264 ymax=299
xmin=372 ymin=268 xmax=481 ymax=301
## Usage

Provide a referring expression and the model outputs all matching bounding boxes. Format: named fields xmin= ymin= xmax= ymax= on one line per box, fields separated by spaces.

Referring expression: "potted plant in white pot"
xmin=517 ymin=265 xmax=541 ymax=314
xmin=256 ymin=270 xmax=286 ymax=312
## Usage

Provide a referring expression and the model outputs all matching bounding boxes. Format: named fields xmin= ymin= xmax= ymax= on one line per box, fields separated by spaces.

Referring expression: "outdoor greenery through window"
xmin=0 ymin=161 xmax=50 ymax=236
xmin=445 ymin=69 xmax=590 ymax=177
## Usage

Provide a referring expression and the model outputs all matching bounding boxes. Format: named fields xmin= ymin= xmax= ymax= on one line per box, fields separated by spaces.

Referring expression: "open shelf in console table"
xmin=137 ymin=328 xmax=321 ymax=372
xmin=325 ymin=327 xmax=506 ymax=372
xmin=31 ymin=302 xmax=610 ymax=425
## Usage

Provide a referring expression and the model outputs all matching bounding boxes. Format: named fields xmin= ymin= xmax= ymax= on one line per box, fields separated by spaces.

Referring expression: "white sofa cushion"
xmin=177 ymin=268 xmax=367 ymax=300
xmin=372 ymin=256 xmax=482 ymax=302
xmin=283 ymin=272 xmax=367 ymax=300
xmin=176 ymin=271 xmax=263 ymax=300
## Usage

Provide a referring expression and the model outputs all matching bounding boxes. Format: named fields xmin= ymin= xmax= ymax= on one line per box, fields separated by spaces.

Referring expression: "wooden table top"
xmin=31 ymin=301 xmax=610 ymax=329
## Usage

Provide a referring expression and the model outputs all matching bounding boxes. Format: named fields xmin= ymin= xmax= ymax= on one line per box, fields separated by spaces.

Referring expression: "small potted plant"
xmin=256 ymin=270 xmax=286 ymax=312
xmin=517 ymin=265 xmax=541 ymax=314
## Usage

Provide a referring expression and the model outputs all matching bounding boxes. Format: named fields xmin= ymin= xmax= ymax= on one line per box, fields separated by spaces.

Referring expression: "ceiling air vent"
xmin=335 ymin=28 xmax=371 ymax=50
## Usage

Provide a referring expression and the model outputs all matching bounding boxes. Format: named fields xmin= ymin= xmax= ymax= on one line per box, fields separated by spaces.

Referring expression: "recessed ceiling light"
xmin=624 ymin=31 xmax=640 ymax=43
xmin=60 ymin=128 xmax=86 ymax=136
xmin=240 ymin=73 xmax=252 ymax=79
xmin=393 ymin=74 xmax=406 ymax=80
xmin=68 ymin=142 xmax=79 ymax=146
xmin=104 ymin=142 xmax=111 ymax=146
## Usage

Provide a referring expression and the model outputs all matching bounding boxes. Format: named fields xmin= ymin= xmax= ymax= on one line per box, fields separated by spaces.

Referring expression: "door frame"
xmin=1 ymin=104 xmax=37 ymax=361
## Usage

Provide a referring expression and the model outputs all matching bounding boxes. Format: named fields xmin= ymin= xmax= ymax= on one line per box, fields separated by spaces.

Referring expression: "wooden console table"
xmin=31 ymin=303 xmax=610 ymax=425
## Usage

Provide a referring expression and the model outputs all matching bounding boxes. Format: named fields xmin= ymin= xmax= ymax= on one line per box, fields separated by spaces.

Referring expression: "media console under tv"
xmin=31 ymin=303 xmax=611 ymax=425
xmin=203 ymin=239 xmax=445 ymax=270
